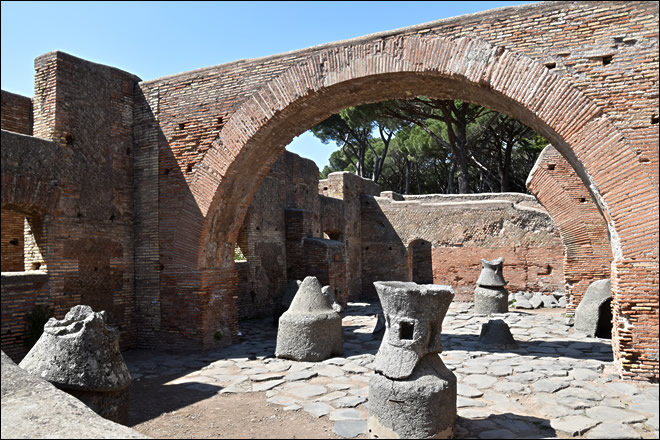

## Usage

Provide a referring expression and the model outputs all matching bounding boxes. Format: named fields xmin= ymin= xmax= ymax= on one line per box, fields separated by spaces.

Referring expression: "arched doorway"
xmin=157 ymin=34 xmax=657 ymax=380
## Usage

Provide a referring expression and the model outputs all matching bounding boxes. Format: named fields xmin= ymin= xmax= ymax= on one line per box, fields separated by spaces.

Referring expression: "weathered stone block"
xmin=18 ymin=305 xmax=131 ymax=424
xmin=368 ymin=354 xmax=456 ymax=439
xmin=275 ymin=276 xmax=343 ymax=361
xmin=474 ymin=286 xmax=509 ymax=314
xmin=575 ymin=279 xmax=611 ymax=337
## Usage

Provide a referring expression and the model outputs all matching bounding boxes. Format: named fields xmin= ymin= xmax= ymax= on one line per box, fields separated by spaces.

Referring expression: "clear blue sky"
xmin=1 ymin=1 xmax=536 ymax=169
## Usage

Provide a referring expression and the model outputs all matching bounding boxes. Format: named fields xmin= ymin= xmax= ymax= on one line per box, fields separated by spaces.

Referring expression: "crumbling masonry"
xmin=1 ymin=1 xmax=658 ymax=381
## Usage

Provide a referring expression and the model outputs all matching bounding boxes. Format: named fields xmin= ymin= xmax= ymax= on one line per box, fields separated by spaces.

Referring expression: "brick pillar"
xmin=611 ymin=259 xmax=659 ymax=382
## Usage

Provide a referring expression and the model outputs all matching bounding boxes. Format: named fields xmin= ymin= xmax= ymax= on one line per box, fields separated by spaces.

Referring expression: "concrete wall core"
xmin=0 ymin=1 xmax=657 ymax=381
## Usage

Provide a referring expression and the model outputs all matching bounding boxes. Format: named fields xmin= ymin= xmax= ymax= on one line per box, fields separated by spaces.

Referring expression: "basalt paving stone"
xmin=312 ymin=364 xmax=346 ymax=377
xmin=285 ymin=370 xmax=318 ymax=382
xmin=282 ymin=384 xmax=328 ymax=399
xmin=457 ymin=396 xmax=487 ymax=408
xmin=585 ymin=406 xmax=648 ymax=424
xmin=252 ymin=378 xmax=285 ymax=392
xmin=333 ymin=420 xmax=368 ymax=438
xmin=457 ymin=384 xmax=484 ymax=398
xmin=629 ymin=401 xmax=659 ymax=415
xmin=333 ymin=396 xmax=366 ymax=408
xmin=532 ymin=378 xmax=571 ymax=393
xmin=316 ymin=390 xmax=347 ymax=402
xmin=550 ymin=415 xmax=600 ymax=436
xmin=303 ymin=401 xmax=334 ymax=418
xmin=329 ymin=408 xmax=365 ymax=421
xmin=586 ymin=423 xmax=642 ymax=439
xmin=123 ymin=301 xmax=660 ymax=440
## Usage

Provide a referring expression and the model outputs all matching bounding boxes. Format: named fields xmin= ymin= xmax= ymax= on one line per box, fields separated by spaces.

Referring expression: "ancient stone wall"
xmin=1 ymin=272 xmax=50 ymax=362
xmin=527 ymin=145 xmax=612 ymax=314
xmin=2 ymin=52 xmax=141 ymax=354
xmin=1 ymin=1 xmax=656 ymax=379
xmin=320 ymin=172 xmax=381 ymax=301
xmin=1 ymin=211 xmax=24 ymax=272
xmin=1 ymin=90 xmax=32 ymax=136
xmin=361 ymin=192 xmax=565 ymax=301
xmin=128 ymin=2 xmax=658 ymax=380
xmin=235 ymin=151 xmax=319 ymax=320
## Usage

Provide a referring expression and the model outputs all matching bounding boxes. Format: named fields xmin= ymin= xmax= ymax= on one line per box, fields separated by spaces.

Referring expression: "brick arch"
xmin=197 ymin=35 xmax=656 ymax=267
xmin=192 ymin=35 xmax=657 ymax=380
xmin=527 ymin=145 xmax=612 ymax=314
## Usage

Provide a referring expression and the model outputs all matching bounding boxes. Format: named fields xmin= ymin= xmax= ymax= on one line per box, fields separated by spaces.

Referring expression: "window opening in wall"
xmin=233 ymin=245 xmax=247 ymax=262
xmin=323 ymin=230 xmax=343 ymax=241
xmin=544 ymin=62 xmax=556 ymax=69
xmin=1 ymin=209 xmax=47 ymax=273
xmin=602 ymin=55 xmax=612 ymax=65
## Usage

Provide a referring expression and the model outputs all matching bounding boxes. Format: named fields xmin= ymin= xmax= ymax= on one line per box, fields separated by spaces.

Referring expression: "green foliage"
xmin=312 ymin=97 xmax=547 ymax=195
xmin=23 ymin=305 xmax=53 ymax=349
xmin=233 ymin=246 xmax=246 ymax=261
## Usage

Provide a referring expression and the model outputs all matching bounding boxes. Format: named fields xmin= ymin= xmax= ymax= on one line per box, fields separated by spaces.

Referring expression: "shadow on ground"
xmin=127 ymin=372 xmax=223 ymax=426
xmin=457 ymin=412 xmax=555 ymax=439
xmin=443 ymin=333 xmax=613 ymax=362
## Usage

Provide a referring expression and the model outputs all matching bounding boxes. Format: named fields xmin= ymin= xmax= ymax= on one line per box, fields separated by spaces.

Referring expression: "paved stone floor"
xmin=124 ymin=302 xmax=659 ymax=439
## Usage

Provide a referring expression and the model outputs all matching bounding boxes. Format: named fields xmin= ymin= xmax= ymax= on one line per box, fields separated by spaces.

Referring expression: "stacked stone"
xmin=18 ymin=305 xmax=131 ymax=424
xmin=368 ymin=281 xmax=456 ymax=439
xmin=511 ymin=291 xmax=567 ymax=309
xmin=474 ymin=257 xmax=509 ymax=314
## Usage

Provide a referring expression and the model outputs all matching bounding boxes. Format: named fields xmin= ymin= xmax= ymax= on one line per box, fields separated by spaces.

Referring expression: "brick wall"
xmin=1 ymin=52 xmax=141 ymax=353
xmin=1 ymin=90 xmax=32 ymax=135
xmin=1 ymin=1 xmax=656 ymax=379
xmin=1 ymin=210 xmax=24 ymax=272
xmin=234 ymin=151 xmax=319 ymax=321
xmin=361 ymin=192 xmax=564 ymax=300
xmin=1 ymin=272 xmax=50 ymax=362
xmin=527 ymin=145 xmax=612 ymax=314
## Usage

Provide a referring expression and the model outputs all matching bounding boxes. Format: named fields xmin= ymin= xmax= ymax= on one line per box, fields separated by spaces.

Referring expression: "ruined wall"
xmin=1 ymin=272 xmax=50 ymax=362
xmin=527 ymin=145 xmax=612 ymax=314
xmin=1 ymin=90 xmax=32 ymax=136
xmin=2 ymin=52 xmax=141 ymax=355
xmin=1 ymin=1 xmax=655 ymax=379
xmin=1 ymin=211 xmax=24 ymax=272
xmin=320 ymin=172 xmax=381 ymax=301
xmin=361 ymin=192 xmax=564 ymax=300
xmin=235 ymin=151 xmax=319 ymax=320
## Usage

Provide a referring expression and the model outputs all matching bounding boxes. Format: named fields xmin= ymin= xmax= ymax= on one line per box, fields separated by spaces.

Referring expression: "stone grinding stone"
xmin=275 ymin=276 xmax=343 ymax=361
xmin=368 ymin=353 xmax=456 ymax=439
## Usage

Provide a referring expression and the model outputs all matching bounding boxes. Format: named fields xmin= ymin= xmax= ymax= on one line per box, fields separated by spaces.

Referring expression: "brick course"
xmin=527 ymin=145 xmax=612 ymax=314
xmin=1 ymin=1 xmax=657 ymax=380
xmin=1 ymin=90 xmax=32 ymax=136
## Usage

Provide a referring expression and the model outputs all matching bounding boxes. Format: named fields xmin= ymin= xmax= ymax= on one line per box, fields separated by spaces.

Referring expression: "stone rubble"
xmin=124 ymin=301 xmax=659 ymax=439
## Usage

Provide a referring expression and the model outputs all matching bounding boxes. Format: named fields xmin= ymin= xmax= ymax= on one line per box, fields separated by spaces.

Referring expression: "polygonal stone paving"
xmin=125 ymin=301 xmax=660 ymax=439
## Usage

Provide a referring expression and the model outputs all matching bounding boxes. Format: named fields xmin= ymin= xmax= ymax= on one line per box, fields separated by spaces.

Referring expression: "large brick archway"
xmin=1 ymin=2 xmax=657 ymax=381
xmin=187 ymin=34 xmax=657 ymax=381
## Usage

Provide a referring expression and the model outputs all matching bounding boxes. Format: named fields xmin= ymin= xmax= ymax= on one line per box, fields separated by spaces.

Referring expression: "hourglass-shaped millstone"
xmin=474 ymin=257 xmax=509 ymax=314
xmin=476 ymin=257 xmax=507 ymax=287
xmin=368 ymin=281 xmax=456 ymax=439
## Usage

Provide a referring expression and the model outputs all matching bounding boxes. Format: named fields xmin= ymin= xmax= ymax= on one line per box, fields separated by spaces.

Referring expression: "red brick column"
xmin=527 ymin=145 xmax=612 ymax=314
